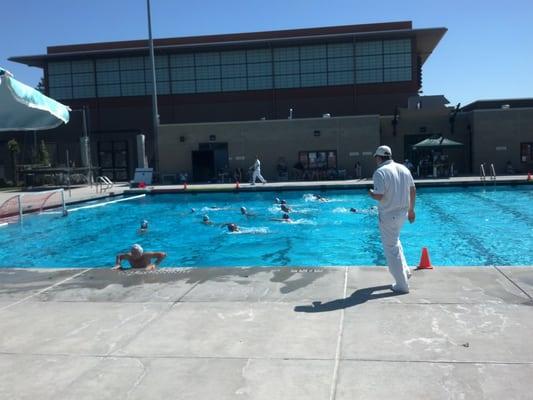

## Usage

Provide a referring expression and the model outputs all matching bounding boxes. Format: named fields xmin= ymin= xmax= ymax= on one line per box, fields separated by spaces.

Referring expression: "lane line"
xmin=329 ymin=266 xmax=348 ymax=400
xmin=68 ymin=194 xmax=145 ymax=212
xmin=0 ymin=268 xmax=91 ymax=313
xmin=493 ymin=266 xmax=533 ymax=301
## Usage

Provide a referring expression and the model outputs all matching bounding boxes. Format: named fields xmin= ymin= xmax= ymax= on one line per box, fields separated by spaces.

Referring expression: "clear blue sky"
xmin=2 ymin=0 xmax=532 ymax=106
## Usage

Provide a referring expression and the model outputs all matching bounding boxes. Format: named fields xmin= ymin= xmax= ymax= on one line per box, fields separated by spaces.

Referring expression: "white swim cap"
xmin=131 ymin=244 xmax=143 ymax=255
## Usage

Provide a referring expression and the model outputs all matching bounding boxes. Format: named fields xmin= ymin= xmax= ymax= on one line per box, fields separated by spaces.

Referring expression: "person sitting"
xmin=277 ymin=158 xmax=289 ymax=180
xmin=112 ymin=244 xmax=166 ymax=270
xmin=233 ymin=168 xmax=243 ymax=183
xmin=293 ymin=160 xmax=305 ymax=180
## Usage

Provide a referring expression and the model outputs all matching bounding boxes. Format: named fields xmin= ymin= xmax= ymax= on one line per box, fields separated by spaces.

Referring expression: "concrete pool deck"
xmin=1 ymin=266 xmax=532 ymax=399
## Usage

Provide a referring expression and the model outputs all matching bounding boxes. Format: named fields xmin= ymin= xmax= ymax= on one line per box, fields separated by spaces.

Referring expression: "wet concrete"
xmin=0 ymin=266 xmax=532 ymax=399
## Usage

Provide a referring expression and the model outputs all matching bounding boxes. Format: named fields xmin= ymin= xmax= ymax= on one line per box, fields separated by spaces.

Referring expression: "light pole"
xmin=147 ymin=0 xmax=160 ymax=177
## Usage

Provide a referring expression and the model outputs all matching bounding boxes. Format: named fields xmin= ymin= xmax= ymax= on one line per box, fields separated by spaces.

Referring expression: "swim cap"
xmin=203 ymin=215 xmax=209 ymax=221
xmin=282 ymin=213 xmax=289 ymax=220
xmin=240 ymin=207 xmax=247 ymax=213
xmin=131 ymin=244 xmax=143 ymax=255
xmin=141 ymin=220 xmax=148 ymax=228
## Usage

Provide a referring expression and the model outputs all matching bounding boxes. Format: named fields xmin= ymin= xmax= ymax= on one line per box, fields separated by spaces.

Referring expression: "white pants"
xmin=378 ymin=210 xmax=410 ymax=292
xmin=252 ymin=169 xmax=266 ymax=184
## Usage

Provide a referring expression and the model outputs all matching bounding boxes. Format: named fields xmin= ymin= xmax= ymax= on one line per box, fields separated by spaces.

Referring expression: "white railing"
xmin=490 ymin=163 xmax=497 ymax=181
xmin=96 ymin=176 xmax=114 ymax=193
xmin=480 ymin=164 xmax=486 ymax=181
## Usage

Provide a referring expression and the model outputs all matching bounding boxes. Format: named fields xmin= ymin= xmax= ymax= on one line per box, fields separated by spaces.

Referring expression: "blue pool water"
xmin=0 ymin=186 xmax=532 ymax=268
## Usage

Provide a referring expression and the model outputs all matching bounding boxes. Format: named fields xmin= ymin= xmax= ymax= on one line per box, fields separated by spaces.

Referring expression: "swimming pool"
xmin=0 ymin=185 xmax=531 ymax=268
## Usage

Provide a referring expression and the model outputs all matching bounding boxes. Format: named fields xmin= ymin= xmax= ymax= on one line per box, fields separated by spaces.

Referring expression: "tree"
xmin=35 ymin=77 xmax=46 ymax=94
xmin=38 ymin=140 xmax=50 ymax=166
xmin=8 ymin=139 xmax=20 ymax=186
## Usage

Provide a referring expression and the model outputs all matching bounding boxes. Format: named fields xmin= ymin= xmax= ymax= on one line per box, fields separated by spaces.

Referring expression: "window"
xmin=299 ymin=150 xmax=337 ymax=169
xmin=247 ymin=62 xmax=271 ymax=77
xmin=301 ymin=73 xmax=327 ymax=87
xmin=520 ymin=143 xmax=533 ymax=162
xmin=273 ymin=47 xmax=299 ymax=61
xmin=222 ymin=78 xmax=247 ymax=92
xmin=274 ymin=74 xmax=299 ymax=89
xmin=247 ymin=76 xmax=272 ymax=90
xmin=247 ymin=48 xmax=271 ymax=63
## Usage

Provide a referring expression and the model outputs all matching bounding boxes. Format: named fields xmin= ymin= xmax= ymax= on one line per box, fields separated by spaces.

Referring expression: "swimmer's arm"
xmin=112 ymin=253 xmax=130 ymax=269
xmin=146 ymin=252 xmax=167 ymax=266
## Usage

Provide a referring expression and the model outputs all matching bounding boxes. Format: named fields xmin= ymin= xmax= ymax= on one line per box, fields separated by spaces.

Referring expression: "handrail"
xmin=480 ymin=164 xmax=486 ymax=181
xmin=96 ymin=176 xmax=114 ymax=193
xmin=490 ymin=163 xmax=497 ymax=181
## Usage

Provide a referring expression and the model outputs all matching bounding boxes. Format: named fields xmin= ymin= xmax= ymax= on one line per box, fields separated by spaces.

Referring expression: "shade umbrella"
xmin=0 ymin=67 xmax=70 ymax=131
xmin=412 ymin=136 xmax=463 ymax=150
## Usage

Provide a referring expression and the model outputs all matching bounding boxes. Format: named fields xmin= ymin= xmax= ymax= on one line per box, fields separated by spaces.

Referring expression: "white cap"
xmin=373 ymin=145 xmax=392 ymax=157
xmin=131 ymin=244 xmax=143 ymax=255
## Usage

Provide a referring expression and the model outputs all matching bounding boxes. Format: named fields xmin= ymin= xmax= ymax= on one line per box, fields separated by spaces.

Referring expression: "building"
xmin=5 ymin=21 xmax=532 ymax=183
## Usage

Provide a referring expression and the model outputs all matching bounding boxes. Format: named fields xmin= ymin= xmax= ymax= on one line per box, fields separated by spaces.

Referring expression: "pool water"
xmin=0 ymin=186 xmax=532 ymax=268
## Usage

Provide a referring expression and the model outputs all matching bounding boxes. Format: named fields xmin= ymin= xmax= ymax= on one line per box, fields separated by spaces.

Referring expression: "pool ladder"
xmin=96 ymin=176 xmax=114 ymax=193
xmin=480 ymin=163 xmax=496 ymax=182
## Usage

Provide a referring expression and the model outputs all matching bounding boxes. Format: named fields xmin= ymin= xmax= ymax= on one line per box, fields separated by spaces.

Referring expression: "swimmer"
xmin=138 ymin=219 xmax=149 ymax=233
xmin=271 ymin=213 xmax=291 ymax=222
xmin=240 ymin=206 xmax=256 ymax=217
xmin=226 ymin=223 xmax=240 ymax=232
xmin=281 ymin=204 xmax=291 ymax=213
xmin=190 ymin=208 xmax=196 ymax=213
xmin=202 ymin=215 xmax=214 ymax=225
xmin=112 ymin=244 xmax=166 ymax=271
xmin=313 ymin=194 xmax=327 ymax=202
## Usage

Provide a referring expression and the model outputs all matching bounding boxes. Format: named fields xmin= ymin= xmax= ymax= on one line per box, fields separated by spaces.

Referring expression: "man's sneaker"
xmin=391 ymin=283 xmax=409 ymax=294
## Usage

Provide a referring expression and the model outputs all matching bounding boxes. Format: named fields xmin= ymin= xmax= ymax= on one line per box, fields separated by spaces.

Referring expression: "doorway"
xmin=192 ymin=150 xmax=215 ymax=182
xmin=193 ymin=142 xmax=228 ymax=182
xmin=97 ymin=140 xmax=129 ymax=181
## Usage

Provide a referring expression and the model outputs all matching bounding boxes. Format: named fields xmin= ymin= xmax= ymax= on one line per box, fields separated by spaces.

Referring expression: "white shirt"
xmin=253 ymin=159 xmax=261 ymax=171
xmin=372 ymin=160 xmax=415 ymax=214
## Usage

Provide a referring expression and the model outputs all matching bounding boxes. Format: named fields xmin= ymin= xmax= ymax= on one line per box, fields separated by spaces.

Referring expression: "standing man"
xmin=368 ymin=145 xmax=416 ymax=293
xmin=250 ymin=155 xmax=267 ymax=185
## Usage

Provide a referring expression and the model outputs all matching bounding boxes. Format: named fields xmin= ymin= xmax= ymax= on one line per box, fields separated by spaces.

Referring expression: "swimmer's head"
xmin=350 ymin=208 xmax=357 ymax=213
xmin=240 ymin=206 xmax=247 ymax=214
xmin=203 ymin=215 xmax=210 ymax=222
xmin=282 ymin=213 xmax=290 ymax=220
xmin=280 ymin=199 xmax=287 ymax=205
xmin=191 ymin=208 xmax=196 ymax=213
xmin=131 ymin=244 xmax=143 ymax=258
xmin=227 ymin=223 xmax=238 ymax=232
xmin=140 ymin=220 xmax=148 ymax=229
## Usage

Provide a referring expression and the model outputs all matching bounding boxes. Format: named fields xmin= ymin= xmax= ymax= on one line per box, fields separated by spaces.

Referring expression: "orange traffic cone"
xmin=235 ymin=181 xmax=240 ymax=189
xmin=183 ymin=182 xmax=188 ymax=190
xmin=416 ymin=247 xmax=433 ymax=270
xmin=527 ymin=172 xmax=532 ymax=182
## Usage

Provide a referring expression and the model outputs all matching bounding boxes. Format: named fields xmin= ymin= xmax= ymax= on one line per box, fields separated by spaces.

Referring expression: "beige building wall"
xmin=379 ymin=108 xmax=471 ymax=174
xmin=160 ymin=116 xmax=381 ymax=181
xmin=472 ymin=108 xmax=533 ymax=174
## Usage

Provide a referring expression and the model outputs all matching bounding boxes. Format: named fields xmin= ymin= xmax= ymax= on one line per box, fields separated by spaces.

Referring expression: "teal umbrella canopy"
xmin=412 ymin=136 xmax=463 ymax=150
xmin=0 ymin=68 xmax=70 ymax=131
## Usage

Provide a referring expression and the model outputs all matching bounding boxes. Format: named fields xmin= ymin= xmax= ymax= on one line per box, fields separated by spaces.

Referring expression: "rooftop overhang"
xmin=10 ymin=23 xmax=446 ymax=69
